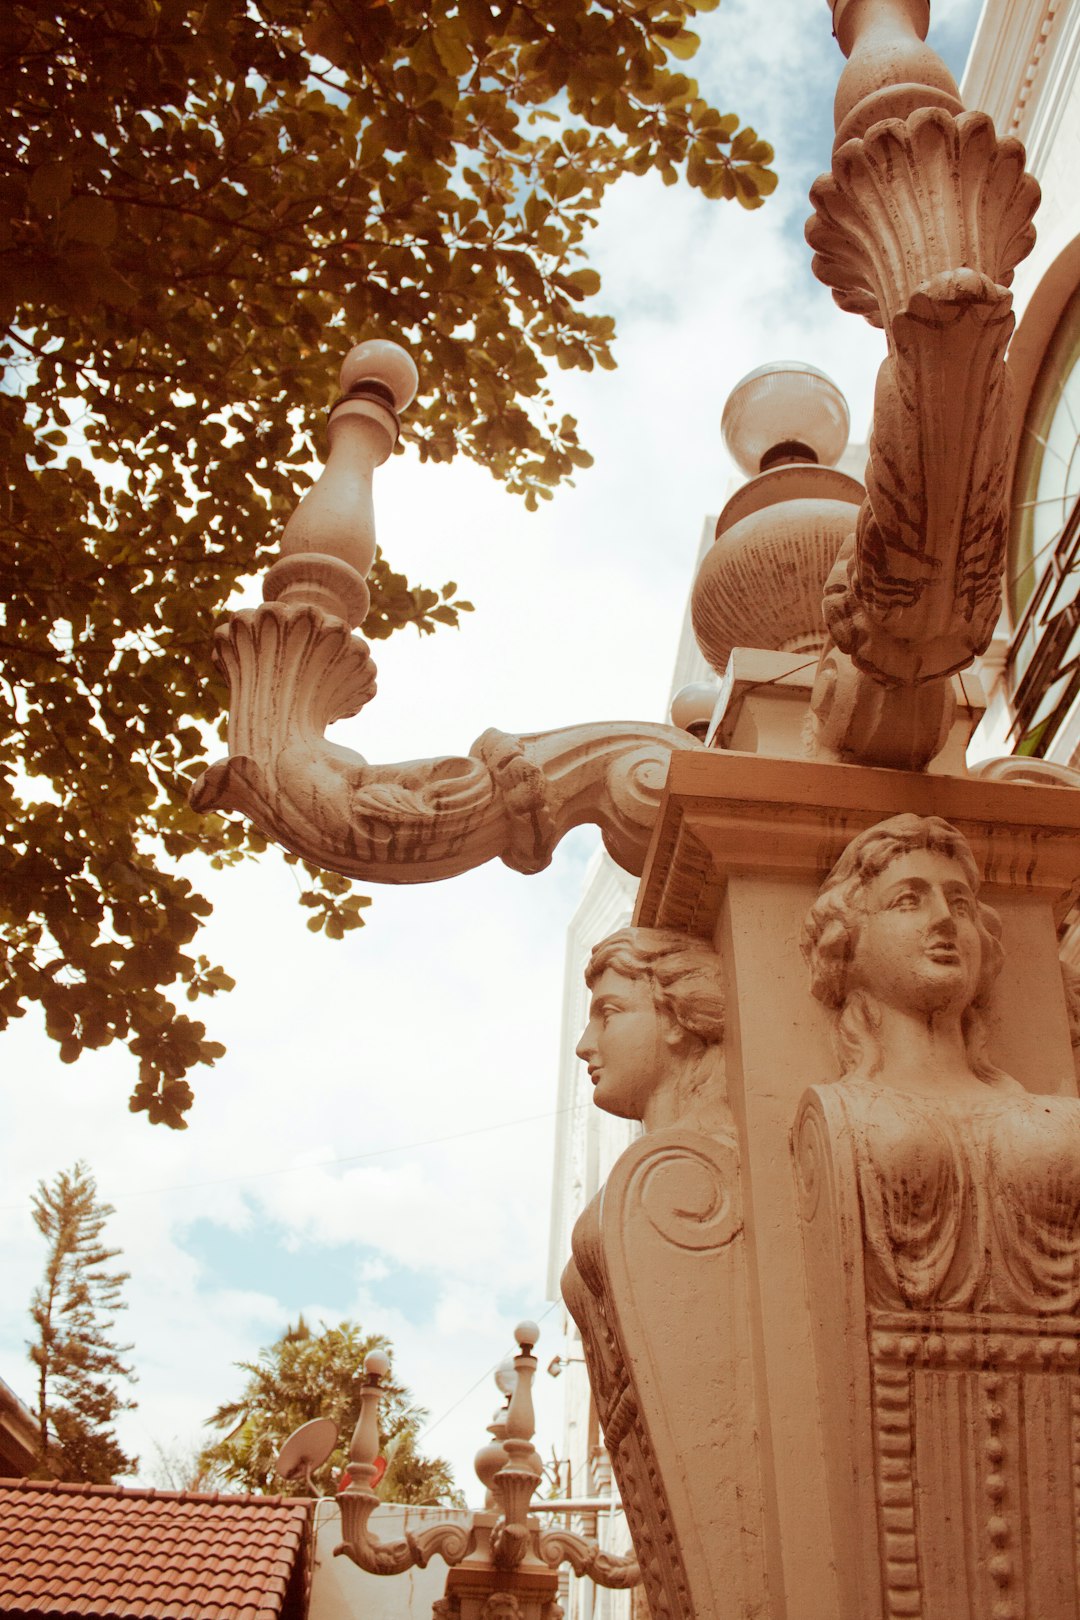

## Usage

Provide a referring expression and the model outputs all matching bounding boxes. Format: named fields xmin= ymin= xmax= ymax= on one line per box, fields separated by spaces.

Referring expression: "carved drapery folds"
xmin=796 ymin=1084 xmax=1080 ymax=1620
xmin=795 ymin=812 xmax=1080 ymax=1619
xmin=563 ymin=1126 xmax=768 ymax=1620
xmin=193 ymin=596 xmax=699 ymax=881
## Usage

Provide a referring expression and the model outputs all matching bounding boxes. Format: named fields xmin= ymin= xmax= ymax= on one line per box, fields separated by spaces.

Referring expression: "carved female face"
xmin=576 ymin=967 xmax=683 ymax=1124
xmin=850 ymin=849 xmax=983 ymax=1018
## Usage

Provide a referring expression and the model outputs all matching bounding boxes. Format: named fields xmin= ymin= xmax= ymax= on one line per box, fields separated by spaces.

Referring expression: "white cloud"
xmin=0 ymin=1 xmax=983 ymax=1503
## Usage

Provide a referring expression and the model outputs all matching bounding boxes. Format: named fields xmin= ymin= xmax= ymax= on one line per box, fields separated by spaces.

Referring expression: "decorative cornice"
xmin=961 ymin=0 xmax=1060 ymax=143
xmin=634 ymin=751 xmax=1080 ymax=936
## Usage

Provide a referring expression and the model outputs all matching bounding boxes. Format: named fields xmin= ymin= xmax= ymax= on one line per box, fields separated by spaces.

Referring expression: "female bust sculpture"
xmin=798 ymin=812 xmax=1080 ymax=1314
xmin=801 ymin=811 xmax=1019 ymax=1098
xmin=796 ymin=819 xmax=1080 ymax=1620
xmin=576 ymin=926 xmax=729 ymax=1134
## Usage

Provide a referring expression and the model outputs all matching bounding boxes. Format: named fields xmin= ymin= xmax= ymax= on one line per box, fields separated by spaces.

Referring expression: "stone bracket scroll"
xmin=336 ymin=1488 xmax=476 ymax=1575
xmin=804 ymin=0 xmax=1041 ymax=767
xmin=808 ymin=109 xmax=1038 ymax=689
xmin=191 ymin=598 xmax=702 ymax=883
xmin=562 ymin=1126 xmax=770 ymax=1620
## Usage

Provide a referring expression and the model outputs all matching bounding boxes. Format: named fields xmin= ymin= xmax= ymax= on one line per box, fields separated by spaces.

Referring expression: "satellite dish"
xmin=275 ymin=1417 xmax=339 ymax=1486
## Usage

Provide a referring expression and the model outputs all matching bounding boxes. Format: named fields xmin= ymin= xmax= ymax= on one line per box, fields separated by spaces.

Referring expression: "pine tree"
xmin=28 ymin=1162 xmax=137 ymax=1482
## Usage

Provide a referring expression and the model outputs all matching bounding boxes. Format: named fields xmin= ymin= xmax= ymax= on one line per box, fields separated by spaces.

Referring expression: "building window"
xmin=1007 ymin=282 xmax=1080 ymax=755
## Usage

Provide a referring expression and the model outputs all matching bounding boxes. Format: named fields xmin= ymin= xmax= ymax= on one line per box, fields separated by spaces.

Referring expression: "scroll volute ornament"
xmin=805 ymin=0 xmax=1040 ymax=765
xmin=565 ymin=930 xmax=770 ymax=1619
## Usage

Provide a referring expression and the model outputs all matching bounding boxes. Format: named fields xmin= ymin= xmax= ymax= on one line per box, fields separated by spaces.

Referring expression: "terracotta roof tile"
xmin=0 ymin=1477 xmax=312 ymax=1620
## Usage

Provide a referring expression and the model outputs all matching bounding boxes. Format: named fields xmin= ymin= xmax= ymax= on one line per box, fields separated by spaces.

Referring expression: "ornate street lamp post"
xmin=333 ymin=1324 xmax=640 ymax=1620
xmin=194 ymin=3 xmax=1080 ymax=1616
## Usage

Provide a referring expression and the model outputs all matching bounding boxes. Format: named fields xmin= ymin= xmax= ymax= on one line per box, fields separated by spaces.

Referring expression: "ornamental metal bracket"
xmin=191 ymin=340 xmax=699 ymax=881
xmin=334 ymin=1326 xmax=640 ymax=1616
xmin=805 ymin=0 xmax=1040 ymax=770
xmin=337 ymin=1486 xmax=476 ymax=1577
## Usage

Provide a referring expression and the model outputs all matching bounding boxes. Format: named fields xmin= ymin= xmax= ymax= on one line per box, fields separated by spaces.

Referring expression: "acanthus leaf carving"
xmin=335 ymin=1488 xmax=476 ymax=1575
xmin=802 ymin=104 xmax=1039 ymax=761
xmin=192 ymin=600 xmax=700 ymax=883
xmin=534 ymin=1526 xmax=641 ymax=1589
xmin=808 ymin=111 xmax=1037 ymax=329
xmin=822 ymin=268 xmax=1016 ymax=684
xmin=563 ymin=1125 xmax=768 ymax=1620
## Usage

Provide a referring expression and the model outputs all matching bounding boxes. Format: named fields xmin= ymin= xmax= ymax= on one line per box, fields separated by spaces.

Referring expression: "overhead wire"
xmin=416 ymin=1299 xmax=560 ymax=1445
xmin=0 ymin=1102 xmax=588 ymax=1212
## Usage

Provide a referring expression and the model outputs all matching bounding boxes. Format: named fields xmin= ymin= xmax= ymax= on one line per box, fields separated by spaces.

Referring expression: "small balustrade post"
xmin=263 ymin=339 xmax=418 ymax=628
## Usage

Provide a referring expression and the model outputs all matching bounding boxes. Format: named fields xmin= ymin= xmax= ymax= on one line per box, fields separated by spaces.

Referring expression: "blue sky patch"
xmin=183 ymin=1213 xmax=439 ymax=1330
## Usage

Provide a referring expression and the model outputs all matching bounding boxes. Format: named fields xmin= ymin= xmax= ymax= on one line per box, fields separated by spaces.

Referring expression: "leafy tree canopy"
xmin=200 ymin=1316 xmax=464 ymax=1505
xmin=28 ymin=1160 xmax=138 ymax=1483
xmin=1 ymin=0 xmax=775 ymax=1126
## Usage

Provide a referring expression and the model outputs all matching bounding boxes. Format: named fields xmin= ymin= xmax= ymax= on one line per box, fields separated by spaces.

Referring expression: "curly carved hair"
xmin=584 ymin=926 xmax=724 ymax=1045
xmin=800 ymin=814 xmax=1006 ymax=1083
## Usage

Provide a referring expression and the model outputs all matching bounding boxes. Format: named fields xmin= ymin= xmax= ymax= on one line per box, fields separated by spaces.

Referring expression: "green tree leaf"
xmin=199 ymin=1317 xmax=464 ymax=1506
xmin=1 ymin=0 xmax=774 ymax=1124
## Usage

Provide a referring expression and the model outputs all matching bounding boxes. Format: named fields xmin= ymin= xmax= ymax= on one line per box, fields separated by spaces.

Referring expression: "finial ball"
xmin=670 ymin=682 xmax=718 ymax=738
xmin=514 ymin=1320 xmax=540 ymax=1353
xmin=340 ymin=340 xmax=419 ymax=411
xmin=722 ymin=361 xmax=849 ymax=476
xmin=364 ymin=1348 xmax=391 ymax=1379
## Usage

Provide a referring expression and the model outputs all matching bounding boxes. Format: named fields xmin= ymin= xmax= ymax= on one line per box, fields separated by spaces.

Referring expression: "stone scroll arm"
xmin=190 ymin=339 xmax=701 ymax=883
xmin=190 ymin=601 xmax=698 ymax=883
xmin=335 ymin=1486 xmax=476 ymax=1576
xmin=534 ymin=1525 xmax=641 ymax=1589
xmin=804 ymin=0 xmax=1041 ymax=768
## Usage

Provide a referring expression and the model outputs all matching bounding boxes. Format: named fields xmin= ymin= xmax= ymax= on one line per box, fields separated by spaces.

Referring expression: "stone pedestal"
xmin=438 ymin=1520 xmax=561 ymax=1620
xmin=618 ymin=750 xmax=1080 ymax=1618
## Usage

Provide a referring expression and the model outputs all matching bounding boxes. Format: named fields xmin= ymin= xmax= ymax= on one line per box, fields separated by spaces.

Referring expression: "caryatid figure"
xmin=795 ymin=814 xmax=1080 ymax=1620
xmin=801 ymin=811 xmax=1019 ymax=1099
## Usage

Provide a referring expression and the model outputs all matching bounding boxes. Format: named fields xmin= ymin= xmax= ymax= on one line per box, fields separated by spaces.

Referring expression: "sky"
xmin=1 ymin=0 xmax=985 ymax=1505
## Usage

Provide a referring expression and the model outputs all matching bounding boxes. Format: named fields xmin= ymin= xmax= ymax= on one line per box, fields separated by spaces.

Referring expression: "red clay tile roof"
xmin=0 ymin=1476 xmax=312 ymax=1620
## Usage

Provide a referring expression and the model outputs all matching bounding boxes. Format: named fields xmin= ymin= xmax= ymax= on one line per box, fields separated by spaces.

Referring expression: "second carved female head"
xmin=801 ymin=813 xmax=1006 ymax=1084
